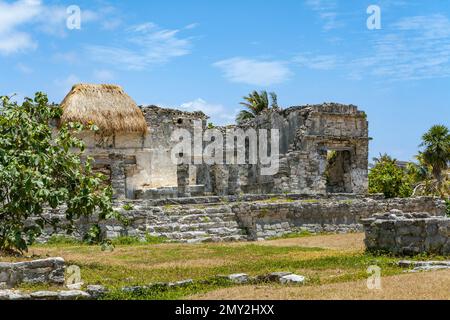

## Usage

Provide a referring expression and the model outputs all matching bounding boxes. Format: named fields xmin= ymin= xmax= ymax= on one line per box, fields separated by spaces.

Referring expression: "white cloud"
xmin=86 ymin=22 xmax=193 ymax=70
xmin=350 ymin=14 xmax=450 ymax=81
xmin=0 ymin=0 xmax=100 ymax=55
xmin=0 ymin=0 xmax=41 ymax=34
xmin=213 ymin=57 xmax=292 ymax=86
xmin=96 ymin=5 xmax=122 ymax=31
xmin=305 ymin=0 xmax=343 ymax=31
xmin=0 ymin=31 xmax=37 ymax=54
xmin=0 ymin=0 xmax=41 ymax=54
xmin=184 ymin=23 xmax=199 ymax=30
xmin=180 ymin=98 xmax=238 ymax=124
xmin=293 ymin=54 xmax=338 ymax=70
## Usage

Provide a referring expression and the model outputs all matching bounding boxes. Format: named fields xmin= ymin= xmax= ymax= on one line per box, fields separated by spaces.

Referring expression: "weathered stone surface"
xmin=0 ymin=258 xmax=65 ymax=288
xmin=362 ymin=211 xmax=450 ymax=256
xmin=30 ymin=291 xmax=59 ymax=300
xmin=67 ymin=282 xmax=84 ymax=290
xmin=0 ymin=290 xmax=31 ymax=300
xmin=86 ymin=285 xmax=108 ymax=298
xmin=0 ymin=289 xmax=91 ymax=300
xmin=122 ymin=286 xmax=146 ymax=294
xmin=35 ymin=196 xmax=444 ymax=243
xmin=227 ymin=274 xmax=249 ymax=284
xmin=399 ymin=260 xmax=450 ymax=272
xmin=279 ymin=274 xmax=306 ymax=284
xmin=260 ymin=272 xmax=293 ymax=282
xmin=58 ymin=290 xmax=91 ymax=300
xmin=169 ymin=279 xmax=194 ymax=287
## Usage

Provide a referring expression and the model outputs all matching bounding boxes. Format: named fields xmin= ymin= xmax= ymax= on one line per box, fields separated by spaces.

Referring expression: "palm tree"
xmin=419 ymin=125 xmax=450 ymax=193
xmin=236 ymin=91 xmax=279 ymax=124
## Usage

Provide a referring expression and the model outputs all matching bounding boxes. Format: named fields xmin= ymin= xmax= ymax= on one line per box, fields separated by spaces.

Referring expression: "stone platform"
xmin=38 ymin=195 xmax=446 ymax=243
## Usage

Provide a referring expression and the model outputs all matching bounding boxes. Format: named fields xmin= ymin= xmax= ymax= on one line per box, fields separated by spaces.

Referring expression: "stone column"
xmin=177 ymin=164 xmax=191 ymax=198
xmin=109 ymin=153 xmax=126 ymax=199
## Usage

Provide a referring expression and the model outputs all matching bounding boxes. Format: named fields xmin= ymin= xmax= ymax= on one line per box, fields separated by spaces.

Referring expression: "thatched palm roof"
xmin=60 ymin=84 xmax=148 ymax=135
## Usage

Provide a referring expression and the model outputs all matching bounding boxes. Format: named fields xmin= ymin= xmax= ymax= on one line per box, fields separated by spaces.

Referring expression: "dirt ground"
xmin=191 ymin=269 xmax=450 ymax=300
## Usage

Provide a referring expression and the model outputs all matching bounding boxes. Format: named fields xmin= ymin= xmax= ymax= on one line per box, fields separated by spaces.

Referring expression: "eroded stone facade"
xmin=82 ymin=102 xmax=369 ymax=200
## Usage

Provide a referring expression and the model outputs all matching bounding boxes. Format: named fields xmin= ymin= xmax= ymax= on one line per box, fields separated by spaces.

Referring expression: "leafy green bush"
xmin=0 ymin=93 xmax=118 ymax=254
xmin=84 ymin=225 xmax=103 ymax=245
xmin=369 ymin=154 xmax=413 ymax=198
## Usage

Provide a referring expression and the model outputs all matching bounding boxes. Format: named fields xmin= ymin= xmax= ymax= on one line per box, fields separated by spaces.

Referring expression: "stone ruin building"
xmin=59 ymin=84 xmax=369 ymax=200
xmin=43 ymin=84 xmax=445 ymax=245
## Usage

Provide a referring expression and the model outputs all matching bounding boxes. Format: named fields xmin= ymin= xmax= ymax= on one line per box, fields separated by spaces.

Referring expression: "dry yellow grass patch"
xmin=191 ymin=269 xmax=450 ymax=300
xmin=258 ymin=233 xmax=366 ymax=251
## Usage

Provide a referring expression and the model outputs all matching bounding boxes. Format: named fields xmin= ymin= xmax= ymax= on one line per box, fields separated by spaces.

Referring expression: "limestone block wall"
xmin=232 ymin=197 xmax=445 ymax=240
xmin=362 ymin=211 xmax=450 ymax=256
xmin=0 ymin=258 xmax=65 ymax=289
xmin=36 ymin=196 xmax=445 ymax=243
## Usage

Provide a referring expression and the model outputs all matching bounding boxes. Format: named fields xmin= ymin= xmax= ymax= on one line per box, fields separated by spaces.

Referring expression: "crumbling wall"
xmin=36 ymin=196 xmax=445 ymax=243
xmin=272 ymin=104 xmax=369 ymax=195
xmin=0 ymin=258 xmax=65 ymax=289
xmin=78 ymin=106 xmax=207 ymax=199
xmin=233 ymin=197 xmax=445 ymax=240
xmin=201 ymin=103 xmax=369 ymax=196
xmin=362 ymin=211 xmax=450 ymax=256
xmin=78 ymin=102 xmax=369 ymax=199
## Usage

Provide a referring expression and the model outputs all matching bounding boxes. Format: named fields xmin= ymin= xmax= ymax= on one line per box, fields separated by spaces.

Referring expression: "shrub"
xmin=369 ymin=154 xmax=413 ymax=198
xmin=0 ymin=93 xmax=118 ymax=254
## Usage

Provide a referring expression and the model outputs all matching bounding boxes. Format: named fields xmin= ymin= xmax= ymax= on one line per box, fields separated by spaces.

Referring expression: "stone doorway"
xmin=324 ymin=149 xmax=353 ymax=193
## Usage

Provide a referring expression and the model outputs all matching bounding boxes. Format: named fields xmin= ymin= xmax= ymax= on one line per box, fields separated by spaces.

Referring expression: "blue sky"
xmin=0 ymin=0 xmax=449 ymax=161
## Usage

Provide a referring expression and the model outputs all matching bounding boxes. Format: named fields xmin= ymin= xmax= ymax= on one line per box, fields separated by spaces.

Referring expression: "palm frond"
xmin=236 ymin=110 xmax=255 ymax=125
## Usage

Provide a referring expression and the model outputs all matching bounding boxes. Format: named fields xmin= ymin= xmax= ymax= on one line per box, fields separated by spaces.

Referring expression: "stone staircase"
xmin=117 ymin=203 xmax=248 ymax=243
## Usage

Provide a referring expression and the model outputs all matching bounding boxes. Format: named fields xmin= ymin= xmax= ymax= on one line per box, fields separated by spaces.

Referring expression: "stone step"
xmin=160 ymin=229 xmax=246 ymax=241
xmin=172 ymin=234 xmax=248 ymax=244
xmin=152 ymin=221 xmax=241 ymax=233
xmin=163 ymin=207 xmax=233 ymax=216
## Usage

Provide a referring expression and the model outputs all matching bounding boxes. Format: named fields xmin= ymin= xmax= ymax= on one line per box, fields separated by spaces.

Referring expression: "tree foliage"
xmin=369 ymin=125 xmax=450 ymax=200
xmin=236 ymin=90 xmax=279 ymax=124
xmin=418 ymin=125 xmax=450 ymax=194
xmin=0 ymin=93 xmax=116 ymax=254
xmin=368 ymin=154 xmax=413 ymax=198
